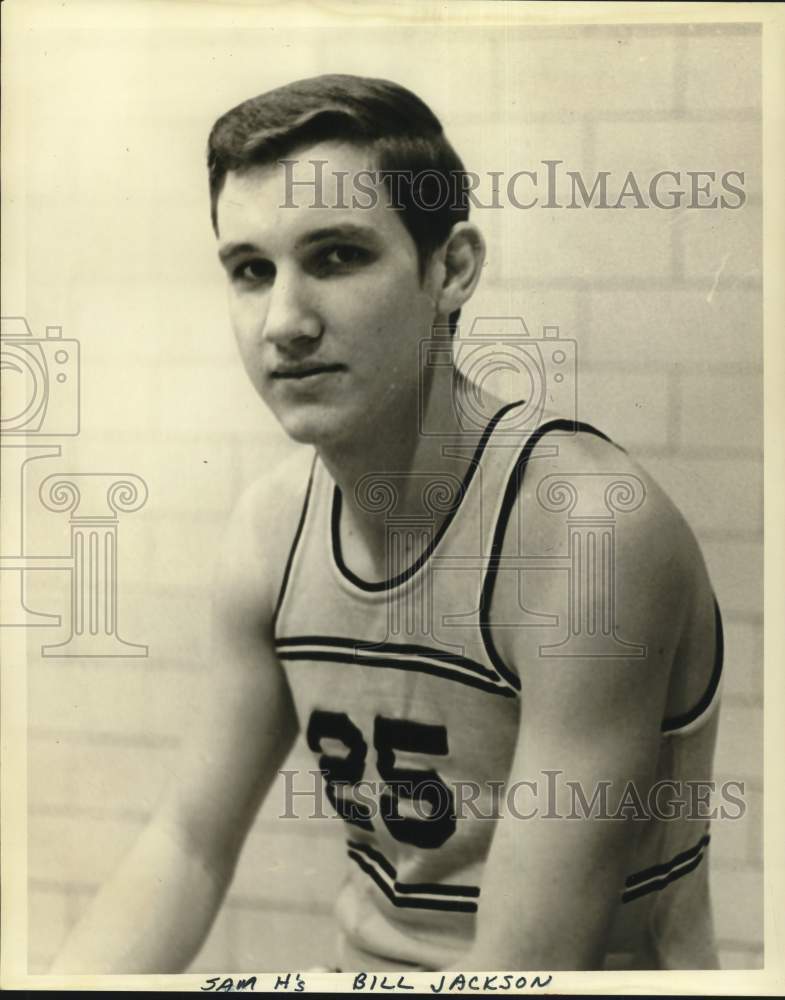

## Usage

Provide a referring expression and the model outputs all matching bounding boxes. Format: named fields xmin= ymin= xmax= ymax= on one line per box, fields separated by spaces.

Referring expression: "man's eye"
xmin=320 ymin=245 xmax=371 ymax=269
xmin=233 ymin=259 xmax=275 ymax=284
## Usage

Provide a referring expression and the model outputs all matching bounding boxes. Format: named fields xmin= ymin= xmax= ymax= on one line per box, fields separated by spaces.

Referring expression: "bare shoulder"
xmin=523 ymin=427 xmax=709 ymax=603
xmin=232 ymin=444 xmax=315 ymax=552
xmin=213 ymin=445 xmax=315 ymax=632
xmin=491 ymin=424 xmax=717 ymax=734
xmin=495 ymin=426 xmax=713 ymax=672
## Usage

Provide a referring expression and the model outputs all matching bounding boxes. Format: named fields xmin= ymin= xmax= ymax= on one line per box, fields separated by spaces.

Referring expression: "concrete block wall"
xmin=16 ymin=19 xmax=761 ymax=973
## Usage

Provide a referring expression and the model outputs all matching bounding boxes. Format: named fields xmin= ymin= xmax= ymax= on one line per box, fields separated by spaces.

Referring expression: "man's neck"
xmin=317 ymin=365 xmax=473 ymax=578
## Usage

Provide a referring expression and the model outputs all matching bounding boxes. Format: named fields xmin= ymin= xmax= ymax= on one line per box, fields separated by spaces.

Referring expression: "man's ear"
xmin=433 ymin=222 xmax=486 ymax=318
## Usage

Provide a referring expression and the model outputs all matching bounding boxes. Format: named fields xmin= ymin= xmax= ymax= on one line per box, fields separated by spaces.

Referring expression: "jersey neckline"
xmin=330 ymin=399 xmax=526 ymax=593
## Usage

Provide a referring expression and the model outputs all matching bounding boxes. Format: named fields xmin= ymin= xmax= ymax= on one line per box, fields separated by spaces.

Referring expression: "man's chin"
xmin=276 ymin=409 xmax=346 ymax=448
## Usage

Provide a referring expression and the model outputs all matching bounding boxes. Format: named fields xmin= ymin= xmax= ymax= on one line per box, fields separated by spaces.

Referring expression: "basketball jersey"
xmin=273 ymin=401 xmax=723 ymax=971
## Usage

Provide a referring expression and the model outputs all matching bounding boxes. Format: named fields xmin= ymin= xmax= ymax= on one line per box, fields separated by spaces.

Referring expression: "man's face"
xmin=216 ymin=141 xmax=442 ymax=448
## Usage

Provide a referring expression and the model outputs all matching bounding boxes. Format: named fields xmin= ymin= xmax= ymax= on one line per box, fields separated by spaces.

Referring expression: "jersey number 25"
xmin=306 ymin=710 xmax=456 ymax=849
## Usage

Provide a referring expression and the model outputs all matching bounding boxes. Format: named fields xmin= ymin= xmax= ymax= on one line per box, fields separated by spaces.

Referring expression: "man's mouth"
xmin=271 ymin=364 xmax=346 ymax=380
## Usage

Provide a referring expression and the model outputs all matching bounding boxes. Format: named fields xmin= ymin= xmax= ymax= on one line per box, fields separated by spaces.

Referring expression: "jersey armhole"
xmin=660 ymin=598 xmax=724 ymax=737
xmin=478 ymin=419 xmax=621 ymax=692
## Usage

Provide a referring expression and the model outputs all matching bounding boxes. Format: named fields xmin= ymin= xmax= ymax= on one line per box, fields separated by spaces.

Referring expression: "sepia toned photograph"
xmin=1 ymin=0 xmax=781 ymax=993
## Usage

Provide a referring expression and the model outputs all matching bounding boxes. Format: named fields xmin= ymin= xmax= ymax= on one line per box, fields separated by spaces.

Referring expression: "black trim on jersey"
xmin=347 ymin=839 xmax=480 ymax=913
xmin=622 ymin=833 xmax=710 ymax=903
xmin=277 ymin=635 xmax=501 ymax=677
xmin=349 ymin=839 xmax=397 ymax=880
xmin=276 ymin=633 xmax=518 ymax=696
xmin=271 ymin=456 xmax=316 ymax=637
xmin=331 ymin=399 xmax=527 ymax=593
xmin=661 ymin=598 xmax=724 ymax=734
xmin=479 ymin=419 xmax=618 ymax=692
xmin=276 ymin=643 xmax=517 ymax=699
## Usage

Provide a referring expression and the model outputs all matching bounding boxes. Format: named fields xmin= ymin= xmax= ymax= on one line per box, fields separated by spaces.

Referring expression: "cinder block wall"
xmin=20 ymin=21 xmax=761 ymax=972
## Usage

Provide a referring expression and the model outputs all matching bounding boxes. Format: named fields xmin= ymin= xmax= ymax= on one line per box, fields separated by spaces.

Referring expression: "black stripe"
xmin=277 ymin=649 xmax=516 ymax=698
xmin=347 ymin=850 xmax=402 ymax=905
xmin=347 ymin=840 xmax=480 ymax=898
xmin=479 ymin=419 xmax=618 ymax=691
xmin=271 ymin=456 xmax=316 ymax=636
xmin=275 ymin=634 xmax=498 ymax=677
xmin=346 ymin=851 xmax=478 ymax=913
xmin=625 ymin=833 xmax=710 ymax=889
xmin=331 ymin=399 xmax=527 ymax=593
xmin=394 ymin=880 xmax=481 ymax=899
xmin=661 ymin=599 xmax=724 ymax=733
xmin=622 ymin=850 xmax=705 ymax=904
xmin=347 ymin=839 xmax=396 ymax=880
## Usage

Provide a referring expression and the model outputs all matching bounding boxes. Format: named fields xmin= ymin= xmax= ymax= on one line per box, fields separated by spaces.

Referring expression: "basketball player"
xmin=51 ymin=75 xmax=723 ymax=973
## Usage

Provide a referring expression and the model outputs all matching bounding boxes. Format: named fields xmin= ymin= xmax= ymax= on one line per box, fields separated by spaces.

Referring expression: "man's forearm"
xmin=460 ymin=808 xmax=631 ymax=971
xmin=50 ymin=819 xmax=232 ymax=974
xmin=458 ymin=926 xmax=606 ymax=973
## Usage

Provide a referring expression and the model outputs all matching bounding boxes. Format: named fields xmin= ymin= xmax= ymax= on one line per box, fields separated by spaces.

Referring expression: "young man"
xmin=52 ymin=75 xmax=723 ymax=973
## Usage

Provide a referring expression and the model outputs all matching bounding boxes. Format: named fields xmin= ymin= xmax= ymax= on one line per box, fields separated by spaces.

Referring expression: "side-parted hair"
xmin=207 ymin=73 xmax=470 ymax=281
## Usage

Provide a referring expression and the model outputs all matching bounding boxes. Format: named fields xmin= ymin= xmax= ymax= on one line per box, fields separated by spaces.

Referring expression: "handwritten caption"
xmin=201 ymin=972 xmax=554 ymax=992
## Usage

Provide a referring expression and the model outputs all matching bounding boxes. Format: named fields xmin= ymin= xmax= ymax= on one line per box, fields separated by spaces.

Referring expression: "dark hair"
xmin=207 ymin=74 xmax=470 ymax=309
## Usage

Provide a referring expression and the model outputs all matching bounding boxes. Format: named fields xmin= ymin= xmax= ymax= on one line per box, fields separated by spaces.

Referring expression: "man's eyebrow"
xmin=217 ymin=242 xmax=261 ymax=264
xmin=297 ymin=224 xmax=380 ymax=247
xmin=218 ymin=225 xmax=379 ymax=264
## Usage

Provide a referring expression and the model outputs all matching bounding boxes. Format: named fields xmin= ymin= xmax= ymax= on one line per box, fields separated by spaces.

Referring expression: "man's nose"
xmin=262 ymin=271 xmax=322 ymax=348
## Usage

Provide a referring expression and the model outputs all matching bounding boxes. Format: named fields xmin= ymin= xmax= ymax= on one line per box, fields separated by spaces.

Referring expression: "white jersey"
xmin=273 ymin=402 xmax=723 ymax=970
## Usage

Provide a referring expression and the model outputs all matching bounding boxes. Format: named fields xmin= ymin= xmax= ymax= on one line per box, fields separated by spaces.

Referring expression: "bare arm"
xmin=462 ymin=437 xmax=706 ymax=970
xmin=50 ymin=468 xmax=305 ymax=973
